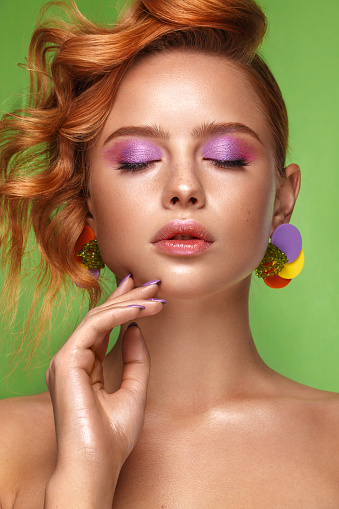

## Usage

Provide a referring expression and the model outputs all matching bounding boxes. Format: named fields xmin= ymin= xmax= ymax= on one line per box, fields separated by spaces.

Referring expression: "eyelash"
xmin=116 ymin=158 xmax=249 ymax=172
xmin=207 ymin=158 xmax=249 ymax=168
xmin=117 ymin=161 xmax=157 ymax=172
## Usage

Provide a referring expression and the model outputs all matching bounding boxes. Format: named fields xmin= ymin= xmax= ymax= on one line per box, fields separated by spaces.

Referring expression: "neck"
xmin=105 ymin=278 xmax=272 ymax=414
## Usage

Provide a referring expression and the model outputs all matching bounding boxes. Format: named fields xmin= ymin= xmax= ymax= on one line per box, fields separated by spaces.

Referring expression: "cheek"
xmin=88 ymin=178 xmax=152 ymax=274
xmin=214 ymin=164 xmax=275 ymax=227
xmin=238 ymin=179 xmax=276 ymax=264
xmin=214 ymin=171 xmax=276 ymax=273
xmin=92 ymin=192 xmax=136 ymax=243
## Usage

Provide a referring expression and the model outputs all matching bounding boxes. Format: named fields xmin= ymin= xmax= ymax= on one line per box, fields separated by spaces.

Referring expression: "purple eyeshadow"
xmin=104 ymin=140 xmax=163 ymax=164
xmin=202 ymin=136 xmax=254 ymax=161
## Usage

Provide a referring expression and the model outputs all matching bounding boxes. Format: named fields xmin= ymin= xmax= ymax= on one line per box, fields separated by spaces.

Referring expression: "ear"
xmin=271 ymin=163 xmax=301 ymax=235
xmin=86 ymin=194 xmax=97 ymax=236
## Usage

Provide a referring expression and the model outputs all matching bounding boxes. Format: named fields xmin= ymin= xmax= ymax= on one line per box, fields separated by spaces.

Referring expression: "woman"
xmin=1 ymin=0 xmax=338 ymax=507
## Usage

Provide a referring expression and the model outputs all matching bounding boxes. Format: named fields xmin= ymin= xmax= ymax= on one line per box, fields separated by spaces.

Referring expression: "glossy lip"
xmin=151 ymin=220 xmax=214 ymax=256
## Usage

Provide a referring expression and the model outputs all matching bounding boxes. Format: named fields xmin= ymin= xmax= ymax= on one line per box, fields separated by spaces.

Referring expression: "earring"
xmin=74 ymin=225 xmax=105 ymax=280
xmin=255 ymin=224 xmax=304 ymax=289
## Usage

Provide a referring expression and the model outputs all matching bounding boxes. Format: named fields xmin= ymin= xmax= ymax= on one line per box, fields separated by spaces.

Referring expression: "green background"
xmin=1 ymin=0 xmax=338 ymax=397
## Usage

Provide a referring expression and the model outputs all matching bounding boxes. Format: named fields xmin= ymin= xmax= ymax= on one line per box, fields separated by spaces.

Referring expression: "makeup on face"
xmin=103 ymin=139 xmax=163 ymax=165
xmin=202 ymin=135 xmax=255 ymax=163
xmin=102 ymin=134 xmax=255 ymax=171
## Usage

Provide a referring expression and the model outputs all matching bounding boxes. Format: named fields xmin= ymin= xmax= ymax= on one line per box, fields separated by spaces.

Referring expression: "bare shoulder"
xmin=0 ymin=392 xmax=56 ymax=508
xmin=272 ymin=369 xmax=339 ymax=408
xmin=277 ymin=371 xmax=339 ymax=404
xmin=271 ymin=371 xmax=339 ymax=448
xmin=300 ymin=383 xmax=339 ymax=431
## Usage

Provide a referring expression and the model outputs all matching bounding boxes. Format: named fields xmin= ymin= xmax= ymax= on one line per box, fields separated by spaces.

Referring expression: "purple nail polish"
xmin=148 ymin=298 xmax=167 ymax=305
xmin=126 ymin=305 xmax=146 ymax=310
xmin=127 ymin=321 xmax=140 ymax=330
xmin=118 ymin=273 xmax=132 ymax=287
xmin=141 ymin=279 xmax=161 ymax=287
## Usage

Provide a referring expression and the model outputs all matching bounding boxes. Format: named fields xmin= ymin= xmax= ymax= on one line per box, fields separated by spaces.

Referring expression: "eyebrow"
xmin=103 ymin=122 xmax=263 ymax=146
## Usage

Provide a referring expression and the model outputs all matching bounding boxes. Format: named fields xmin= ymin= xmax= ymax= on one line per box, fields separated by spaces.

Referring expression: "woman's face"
xmin=87 ymin=50 xmax=279 ymax=298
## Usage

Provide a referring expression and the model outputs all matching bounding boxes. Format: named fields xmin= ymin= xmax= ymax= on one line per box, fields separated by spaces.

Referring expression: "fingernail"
xmin=126 ymin=305 xmax=146 ymax=310
xmin=127 ymin=321 xmax=140 ymax=330
xmin=118 ymin=273 xmax=132 ymax=287
xmin=148 ymin=298 xmax=167 ymax=305
xmin=141 ymin=279 xmax=161 ymax=287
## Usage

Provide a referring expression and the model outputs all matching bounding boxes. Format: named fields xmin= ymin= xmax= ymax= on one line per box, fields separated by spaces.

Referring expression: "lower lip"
xmin=153 ymin=239 xmax=212 ymax=255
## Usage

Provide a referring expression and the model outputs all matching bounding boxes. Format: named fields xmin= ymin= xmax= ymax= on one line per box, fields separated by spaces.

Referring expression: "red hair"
xmin=0 ymin=0 xmax=288 ymax=357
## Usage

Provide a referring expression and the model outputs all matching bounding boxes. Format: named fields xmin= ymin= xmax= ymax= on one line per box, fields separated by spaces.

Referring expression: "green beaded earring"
xmin=74 ymin=225 xmax=105 ymax=280
xmin=255 ymin=241 xmax=288 ymax=279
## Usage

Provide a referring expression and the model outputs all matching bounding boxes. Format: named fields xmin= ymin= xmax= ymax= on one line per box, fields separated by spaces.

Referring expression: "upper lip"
xmin=151 ymin=220 xmax=214 ymax=243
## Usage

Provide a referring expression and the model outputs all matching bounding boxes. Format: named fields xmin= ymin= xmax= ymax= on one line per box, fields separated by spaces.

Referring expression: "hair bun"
xmin=126 ymin=0 xmax=267 ymax=63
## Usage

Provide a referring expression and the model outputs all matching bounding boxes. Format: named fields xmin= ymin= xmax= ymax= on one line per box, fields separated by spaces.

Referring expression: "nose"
xmin=161 ymin=162 xmax=206 ymax=210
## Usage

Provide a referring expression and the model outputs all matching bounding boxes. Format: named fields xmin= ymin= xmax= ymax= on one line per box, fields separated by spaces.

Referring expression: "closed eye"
xmin=117 ymin=160 xmax=160 ymax=172
xmin=117 ymin=158 xmax=248 ymax=171
xmin=205 ymin=158 xmax=249 ymax=168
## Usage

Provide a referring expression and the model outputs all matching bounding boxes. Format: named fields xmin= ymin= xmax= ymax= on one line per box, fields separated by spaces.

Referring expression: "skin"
xmin=0 ymin=50 xmax=339 ymax=509
xmin=87 ymin=50 xmax=298 ymax=410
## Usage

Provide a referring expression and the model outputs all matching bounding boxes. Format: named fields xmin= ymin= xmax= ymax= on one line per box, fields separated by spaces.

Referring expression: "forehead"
xmin=97 ymin=50 xmax=273 ymax=153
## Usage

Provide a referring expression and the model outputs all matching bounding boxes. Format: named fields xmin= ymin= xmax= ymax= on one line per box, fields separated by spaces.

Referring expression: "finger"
xmin=64 ymin=296 xmax=163 ymax=359
xmin=107 ymin=273 xmax=134 ymax=300
xmin=100 ymin=282 xmax=161 ymax=309
xmin=107 ymin=276 xmax=161 ymax=302
xmin=120 ymin=324 xmax=150 ymax=406
xmin=68 ymin=305 xmax=145 ymax=355
xmin=87 ymin=331 xmax=112 ymax=390
xmin=81 ymin=298 xmax=165 ymax=353
xmin=46 ymin=306 xmax=143 ymax=386
xmin=92 ymin=331 xmax=111 ymax=363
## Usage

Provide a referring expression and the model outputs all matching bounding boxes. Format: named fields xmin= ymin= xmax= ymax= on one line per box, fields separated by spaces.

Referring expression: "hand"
xmin=44 ymin=276 xmax=164 ymax=508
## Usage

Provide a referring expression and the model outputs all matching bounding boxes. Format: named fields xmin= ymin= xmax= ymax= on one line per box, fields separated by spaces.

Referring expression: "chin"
xmin=157 ymin=267 xmax=251 ymax=300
